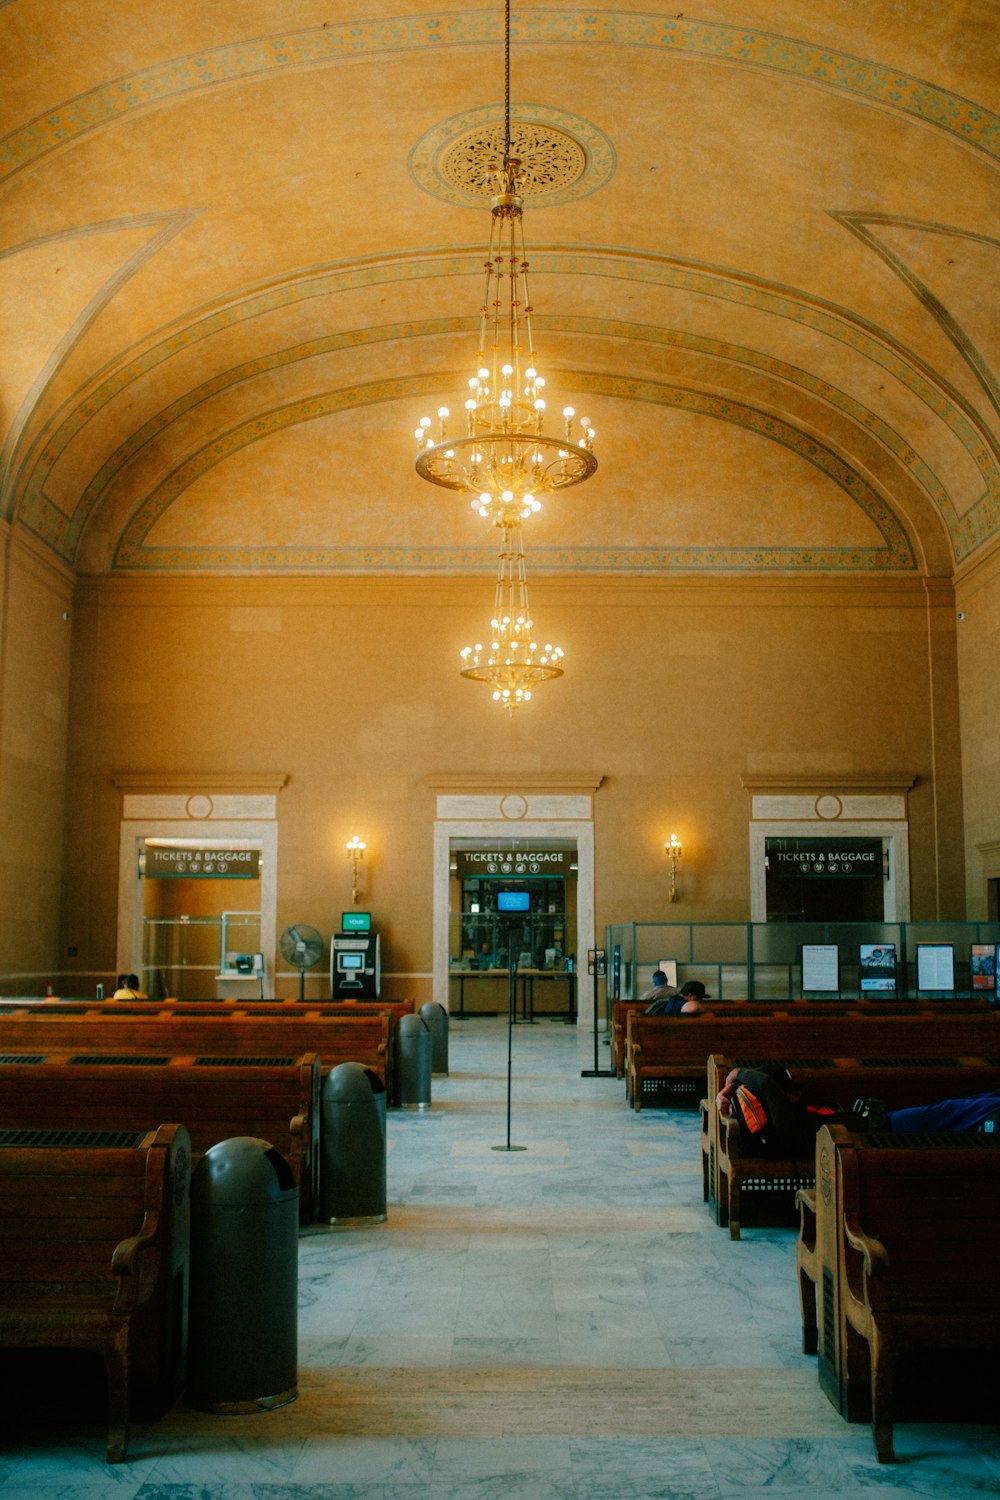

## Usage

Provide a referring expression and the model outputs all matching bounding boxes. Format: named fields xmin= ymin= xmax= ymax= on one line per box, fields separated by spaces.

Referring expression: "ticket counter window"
xmin=141 ymin=842 xmax=262 ymax=999
xmin=458 ymin=877 xmax=570 ymax=970
xmin=765 ymin=838 xmax=885 ymax=923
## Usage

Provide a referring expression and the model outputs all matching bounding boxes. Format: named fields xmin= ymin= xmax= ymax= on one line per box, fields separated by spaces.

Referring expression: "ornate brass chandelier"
xmin=412 ymin=0 xmax=597 ymax=529
xmin=459 ymin=526 xmax=564 ymax=712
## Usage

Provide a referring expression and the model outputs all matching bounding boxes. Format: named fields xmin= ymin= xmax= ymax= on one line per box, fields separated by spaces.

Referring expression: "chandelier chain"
xmin=504 ymin=0 xmax=511 ymax=166
xmin=412 ymin=0 xmax=596 ymax=709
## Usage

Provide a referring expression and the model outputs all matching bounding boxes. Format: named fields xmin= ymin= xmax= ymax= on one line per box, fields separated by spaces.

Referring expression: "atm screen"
xmin=339 ymin=953 xmax=364 ymax=970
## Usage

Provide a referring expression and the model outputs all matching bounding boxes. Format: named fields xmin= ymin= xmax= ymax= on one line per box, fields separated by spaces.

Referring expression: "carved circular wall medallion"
xmin=500 ymin=794 xmax=528 ymax=820
xmin=409 ymin=105 xmax=615 ymax=209
xmin=815 ymin=795 xmax=843 ymax=820
xmin=185 ymin=794 xmax=214 ymax=819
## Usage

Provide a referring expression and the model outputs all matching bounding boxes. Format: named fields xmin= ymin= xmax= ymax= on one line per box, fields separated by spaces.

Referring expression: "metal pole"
xmin=493 ymin=928 xmax=526 ymax=1151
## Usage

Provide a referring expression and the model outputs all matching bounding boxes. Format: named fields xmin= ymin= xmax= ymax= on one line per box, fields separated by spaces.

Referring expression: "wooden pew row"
xmin=705 ymin=1052 xmax=1000 ymax=1239
xmin=0 ymin=1053 xmax=319 ymax=1223
xmin=608 ymin=996 xmax=990 ymax=1082
xmin=796 ymin=1124 xmax=1000 ymax=1462
xmin=627 ymin=1008 xmax=1000 ymax=1110
xmin=0 ymin=1122 xmax=190 ymax=1462
xmin=0 ymin=1005 xmax=392 ymax=1101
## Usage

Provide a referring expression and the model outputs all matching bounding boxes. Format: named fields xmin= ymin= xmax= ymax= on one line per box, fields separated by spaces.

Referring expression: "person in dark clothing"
xmin=644 ymin=978 xmax=709 ymax=1016
xmin=715 ymin=1063 xmax=1000 ymax=1156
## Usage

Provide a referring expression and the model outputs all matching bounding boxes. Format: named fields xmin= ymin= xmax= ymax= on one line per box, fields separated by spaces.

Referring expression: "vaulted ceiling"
xmin=2 ymin=2 xmax=998 ymax=580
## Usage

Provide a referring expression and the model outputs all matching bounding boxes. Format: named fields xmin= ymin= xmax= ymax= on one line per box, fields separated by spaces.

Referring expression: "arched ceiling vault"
xmin=1 ymin=3 xmax=998 ymax=579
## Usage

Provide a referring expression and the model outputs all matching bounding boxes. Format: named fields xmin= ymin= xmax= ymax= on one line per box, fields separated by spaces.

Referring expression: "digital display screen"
xmin=497 ymin=890 xmax=530 ymax=913
xmin=339 ymin=953 xmax=364 ymax=970
xmin=341 ymin=911 xmax=371 ymax=932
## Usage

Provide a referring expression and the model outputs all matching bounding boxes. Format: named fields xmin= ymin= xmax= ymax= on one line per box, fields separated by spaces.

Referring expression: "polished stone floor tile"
xmin=1 ymin=1018 xmax=996 ymax=1497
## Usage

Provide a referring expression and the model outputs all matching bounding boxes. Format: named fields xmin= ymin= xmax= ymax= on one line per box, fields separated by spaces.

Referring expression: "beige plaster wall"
xmin=955 ymin=539 xmax=1000 ymax=918
xmin=0 ymin=529 xmax=74 ymax=980
xmin=50 ymin=570 xmax=965 ymax=993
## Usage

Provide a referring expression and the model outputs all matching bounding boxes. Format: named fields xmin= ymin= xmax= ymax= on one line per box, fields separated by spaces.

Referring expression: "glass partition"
xmin=605 ymin=920 xmax=1000 ymax=1003
xmin=143 ymin=910 xmax=261 ymax=999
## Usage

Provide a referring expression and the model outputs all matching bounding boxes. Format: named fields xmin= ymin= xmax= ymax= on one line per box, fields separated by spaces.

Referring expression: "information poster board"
xmin=970 ymin=943 xmax=997 ymax=994
xmin=916 ymin=942 xmax=956 ymax=993
xmin=801 ymin=944 xmax=840 ymax=993
xmin=859 ymin=942 xmax=897 ymax=994
xmin=654 ymin=959 xmax=678 ymax=987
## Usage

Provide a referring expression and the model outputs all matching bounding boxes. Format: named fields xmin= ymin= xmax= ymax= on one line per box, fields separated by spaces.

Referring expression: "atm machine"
xmin=330 ymin=911 xmax=381 ymax=999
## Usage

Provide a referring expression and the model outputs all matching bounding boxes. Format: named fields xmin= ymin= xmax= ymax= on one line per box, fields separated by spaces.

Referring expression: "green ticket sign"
xmin=765 ymin=837 xmax=881 ymax=878
xmin=145 ymin=847 xmax=260 ymax=879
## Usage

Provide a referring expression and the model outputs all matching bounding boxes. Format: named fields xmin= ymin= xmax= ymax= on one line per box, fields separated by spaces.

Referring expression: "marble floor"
xmin=1 ymin=1017 xmax=998 ymax=1498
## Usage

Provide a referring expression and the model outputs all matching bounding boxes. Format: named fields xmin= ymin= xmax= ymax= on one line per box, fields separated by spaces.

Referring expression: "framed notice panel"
xmin=915 ymin=942 xmax=956 ymax=994
xmin=801 ymin=944 xmax=840 ymax=994
xmin=970 ymin=943 xmax=998 ymax=996
xmin=859 ymin=943 xmax=898 ymax=995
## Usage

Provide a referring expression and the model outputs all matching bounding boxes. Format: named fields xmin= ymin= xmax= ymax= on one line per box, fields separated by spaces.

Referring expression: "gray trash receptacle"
xmin=395 ymin=1013 xmax=432 ymax=1110
xmin=419 ymin=1001 xmax=449 ymax=1075
xmin=320 ymin=1062 xmax=387 ymax=1225
xmin=187 ymin=1136 xmax=298 ymax=1413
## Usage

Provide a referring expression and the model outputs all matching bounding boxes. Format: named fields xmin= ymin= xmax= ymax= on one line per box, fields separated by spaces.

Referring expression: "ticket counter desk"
xmin=449 ymin=967 xmax=576 ymax=1022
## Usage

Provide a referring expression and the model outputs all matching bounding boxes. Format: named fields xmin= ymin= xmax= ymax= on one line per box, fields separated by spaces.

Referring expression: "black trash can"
xmin=319 ymin=1062 xmax=387 ymax=1225
xmin=419 ymin=1000 xmax=449 ymax=1075
xmin=187 ymin=1136 xmax=299 ymax=1413
xmin=394 ymin=1013 xmax=432 ymax=1110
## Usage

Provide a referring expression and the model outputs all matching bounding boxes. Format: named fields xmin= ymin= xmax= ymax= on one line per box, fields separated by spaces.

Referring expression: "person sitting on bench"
xmin=715 ymin=1063 xmax=1000 ymax=1155
xmin=645 ymin=978 xmax=708 ymax=1016
xmin=112 ymin=972 xmax=147 ymax=1000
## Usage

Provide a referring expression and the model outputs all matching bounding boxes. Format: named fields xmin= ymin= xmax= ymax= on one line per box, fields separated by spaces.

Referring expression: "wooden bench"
xmin=0 ymin=1052 xmax=319 ymax=1222
xmin=0 ymin=1122 xmax=190 ymax=1462
xmin=628 ymin=1008 xmax=1000 ymax=1110
xmin=0 ymin=1004 xmax=391 ymax=1096
xmin=610 ymin=996 xmax=990 ymax=1083
xmin=804 ymin=1124 xmax=1000 ymax=1461
xmin=706 ymin=1052 xmax=1000 ymax=1239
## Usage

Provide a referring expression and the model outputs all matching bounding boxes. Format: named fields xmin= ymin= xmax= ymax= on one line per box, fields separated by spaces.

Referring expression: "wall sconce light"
xmin=665 ymin=834 xmax=683 ymax=903
xmin=346 ymin=835 xmax=366 ymax=905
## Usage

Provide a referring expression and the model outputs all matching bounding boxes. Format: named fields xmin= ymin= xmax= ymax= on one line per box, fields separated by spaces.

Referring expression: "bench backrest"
xmin=631 ymin=1010 xmax=1000 ymax=1070
xmin=0 ymin=1010 xmax=389 ymax=1084
xmin=0 ymin=1053 xmax=319 ymax=1218
xmin=838 ymin=1132 xmax=1000 ymax=1301
xmin=0 ymin=1121 xmax=190 ymax=1395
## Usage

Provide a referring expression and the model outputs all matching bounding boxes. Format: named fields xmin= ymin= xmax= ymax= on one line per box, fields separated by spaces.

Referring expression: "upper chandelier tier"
xmin=413 ymin=152 xmax=597 ymax=529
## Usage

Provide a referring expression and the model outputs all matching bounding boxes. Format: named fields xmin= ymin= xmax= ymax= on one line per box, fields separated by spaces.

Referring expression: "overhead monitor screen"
xmin=341 ymin=911 xmax=371 ymax=932
xmin=497 ymin=890 xmax=530 ymax=913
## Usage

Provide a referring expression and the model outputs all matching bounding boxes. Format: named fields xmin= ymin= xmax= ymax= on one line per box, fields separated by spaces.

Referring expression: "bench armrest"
xmin=842 ymin=1210 xmax=893 ymax=1309
xmin=110 ymin=1212 xmax=162 ymax=1312
xmin=796 ymin=1186 xmax=816 ymax=1230
xmin=720 ymin=1113 xmax=744 ymax=1160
